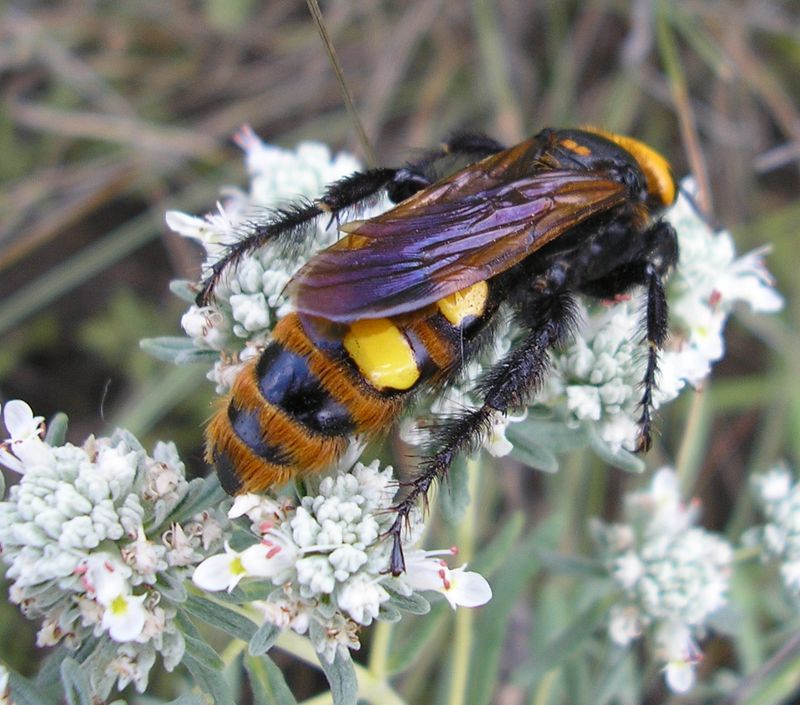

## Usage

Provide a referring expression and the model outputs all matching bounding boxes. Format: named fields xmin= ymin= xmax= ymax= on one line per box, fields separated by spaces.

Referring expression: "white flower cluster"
xmin=0 ymin=401 xmax=225 ymax=696
xmin=166 ymin=126 xmax=386 ymax=392
xmin=749 ymin=464 xmax=800 ymax=597
xmin=193 ymin=458 xmax=492 ymax=663
xmin=540 ymin=180 xmax=783 ymax=451
xmin=591 ymin=468 xmax=733 ymax=693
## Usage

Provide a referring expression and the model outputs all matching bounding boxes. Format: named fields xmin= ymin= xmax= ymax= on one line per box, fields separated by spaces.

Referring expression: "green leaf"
xmin=507 ymin=418 xmax=591 ymax=457
xmin=317 ymin=649 xmax=358 ymax=705
xmin=60 ymin=658 xmax=92 ymax=705
xmin=378 ymin=602 xmax=402 ymax=623
xmin=244 ymin=653 xmax=299 ymax=705
xmin=43 ymin=412 xmax=68 ymax=446
xmin=182 ymin=652 xmax=236 ymax=705
xmin=184 ymin=593 xmax=258 ymax=642
xmin=249 ymin=622 xmax=281 ymax=656
xmin=176 ymin=347 xmax=224 ymax=365
xmin=383 ymin=584 xmax=431 ymax=615
xmin=588 ymin=427 xmax=645 ymax=473
xmin=8 ymin=670 xmax=58 ymax=705
xmin=177 ymin=610 xmax=227 ymax=671
xmin=509 ymin=438 xmax=559 ymax=473
xmin=157 ymin=568 xmax=189 ymax=603
xmin=218 ymin=580 xmax=277 ymax=603
xmin=170 ymin=279 xmax=200 ymax=303
xmin=178 ymin=610 xmax=236 ymax=705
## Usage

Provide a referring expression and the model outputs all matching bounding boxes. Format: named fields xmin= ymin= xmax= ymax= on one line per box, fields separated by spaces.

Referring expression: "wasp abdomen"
xmin=207 ymin=280 xmax=497 ymax=494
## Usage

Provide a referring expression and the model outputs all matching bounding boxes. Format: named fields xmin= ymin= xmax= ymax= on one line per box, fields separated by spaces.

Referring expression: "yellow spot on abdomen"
xmin=344 ymin=318 xmax=420 ymax=390
xmin=559 ymin=138 xmax=592 ymax=156
xmin=437 ymin=281 xmax=489 ymax=326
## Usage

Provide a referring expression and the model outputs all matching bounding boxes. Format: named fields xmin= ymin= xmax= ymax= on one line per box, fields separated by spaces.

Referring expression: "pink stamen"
xmin=266 ymin=546 xmax=282 ymax=559
xmin=709 ymin=289 xmax=722 ymax=307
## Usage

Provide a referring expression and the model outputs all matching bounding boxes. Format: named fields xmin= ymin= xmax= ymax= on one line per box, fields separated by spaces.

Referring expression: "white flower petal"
xmin=102 ymin=593 xmax=147 ymax=642
xmin=192 ymin=547 xmax=248 ymax=592
xmin=664 ymin=659 xmax=696 ymax=693
xmin=3 ymin=400 xmax=44 ymax=440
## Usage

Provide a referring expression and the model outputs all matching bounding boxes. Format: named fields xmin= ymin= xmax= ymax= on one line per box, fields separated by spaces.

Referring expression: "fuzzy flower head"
xmin=193 ymin=459 xmax=492 ymax=663
xmin=748 ymin=464 xmax=800 ymax=597
xmin=592 ymin=468 xmax=733 ymax=693
xmin=161 ymin=126 xmax=387 ymax=392
xmin=0 ymin=401 xmax=226 ymax=699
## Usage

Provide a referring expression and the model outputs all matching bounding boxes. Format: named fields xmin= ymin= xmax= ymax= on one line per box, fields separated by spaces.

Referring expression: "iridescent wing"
xmin=290 ymin=163 xmax=627 ymax=322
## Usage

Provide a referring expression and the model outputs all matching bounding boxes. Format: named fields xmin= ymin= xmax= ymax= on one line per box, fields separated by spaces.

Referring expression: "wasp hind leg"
xmin=387 ymin=292 xmax=576 ymax=575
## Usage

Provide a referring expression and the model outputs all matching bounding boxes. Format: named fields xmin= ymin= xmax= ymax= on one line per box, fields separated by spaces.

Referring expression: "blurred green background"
xmin=0 ymin=1 xmax=798 ymax=702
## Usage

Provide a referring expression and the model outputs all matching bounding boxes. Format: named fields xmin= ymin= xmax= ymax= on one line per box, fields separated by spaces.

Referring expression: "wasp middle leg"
xmin=387 ymin=291 xmax=577 ymax=575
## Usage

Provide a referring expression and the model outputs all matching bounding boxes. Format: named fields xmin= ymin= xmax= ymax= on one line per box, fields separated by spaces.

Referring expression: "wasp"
xmin=198 ymin=127 xmax=678 ymax=575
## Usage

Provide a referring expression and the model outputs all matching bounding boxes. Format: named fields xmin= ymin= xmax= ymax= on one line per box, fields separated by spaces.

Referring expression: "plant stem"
xmin=449 ymin=456 xmax=481 ymax=705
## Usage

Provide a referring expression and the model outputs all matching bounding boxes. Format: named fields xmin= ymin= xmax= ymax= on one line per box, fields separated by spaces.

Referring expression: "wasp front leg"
xmin=387 ymin=291 xmax=576 ymax=575
xmin=578 ymin=220 xmax=678 ymax=452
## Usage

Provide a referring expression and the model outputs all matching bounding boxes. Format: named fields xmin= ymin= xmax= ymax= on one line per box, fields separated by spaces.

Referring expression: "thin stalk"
xmin=305 ymin=0 xmax=377 ymax=166
xmin=449 ymin=457 xmax=482 ymax=705
xmin=276 ymin=631 xmax=408 ymax=705
xmin=674 ymin=387 xmax=709 ymax=495
xmin=656 ymin=3 xmax=713 ymax=215
xmin=368 ymin=620 xmax=393 ymax=682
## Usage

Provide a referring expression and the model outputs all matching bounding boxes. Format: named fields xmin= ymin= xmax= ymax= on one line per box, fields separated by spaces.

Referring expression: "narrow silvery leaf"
xmin=508 ymin=437 xmax=559 ymax=473
xmin=588 ymin=426 xmax=645 ymax=473
xmin=139 ymin=335 xmax=199 ymax=363
xmin=9 ymin=670 xmax=58 ymax=705
xmin=182 ymin=652 xmax=235 ymax=705
xmin=43 ymin=412 xmax=68 ymax=447
xmin=160 ymin=473 xmax=226 ymax=528
xmin=244 ymin=654 xmax=299 ymax=705
xmin=318 ymin=648 xmax=358 ymax=705
xmin=158 ymin=569 xmax=188 ymax=603
xmin=60 ymin=659 xmax=92 ymax=705
xmin=170 ymin=279 xmax=200 ymax=303
xmin=383 ymin=584 xmax=431 ymax=615
xmin=184 ymin=593 xmax=258 ymax=642
xmin=249 ymin=622 xmax=281 ymax=656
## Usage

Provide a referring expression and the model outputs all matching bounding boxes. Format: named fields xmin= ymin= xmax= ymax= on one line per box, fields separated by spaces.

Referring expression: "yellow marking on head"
xmin=559 ymin=138 xmax=592 ymax=157
xmin=343 ymin=318 xmax=420 ymax=390
xmin=437 ymin=281 xmax=489 ymax=326
xmin=584 ymin=128 xmax=676 ymax=207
